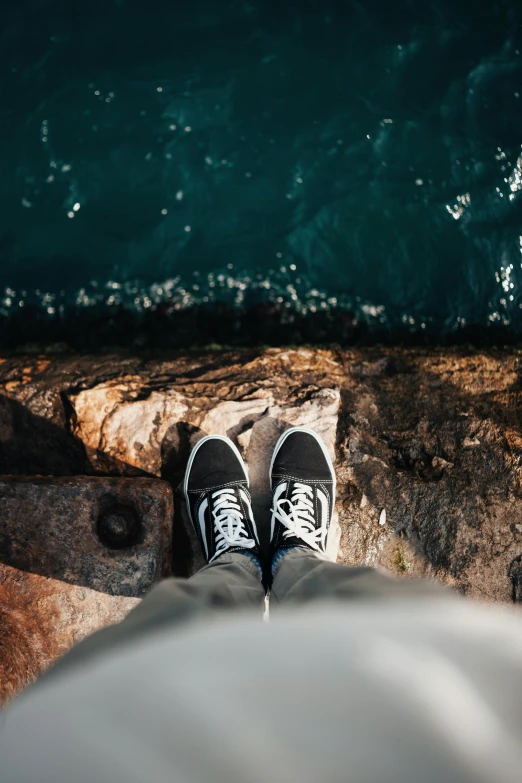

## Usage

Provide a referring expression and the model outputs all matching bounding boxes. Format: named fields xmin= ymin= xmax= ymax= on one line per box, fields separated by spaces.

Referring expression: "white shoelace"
xmin=271 ymin=481 xmax=323 ymax=551
xmin=210 ymin=487 xmax=256 ymax=563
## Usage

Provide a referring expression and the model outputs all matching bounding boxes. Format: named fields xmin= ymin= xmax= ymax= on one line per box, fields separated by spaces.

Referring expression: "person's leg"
xmin=45 ymin=435 xmax=265 ymax=681
xmin=268 ymin=427 xmax=445 ymax=606
xmin=46 ymin=552 xmax=264 ymax=680
xmin=271 ymin=546 xmax=443 ymax=604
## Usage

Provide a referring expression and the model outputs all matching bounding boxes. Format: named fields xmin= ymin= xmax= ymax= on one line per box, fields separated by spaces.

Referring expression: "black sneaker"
xmin=184 ymin=435 xmax=261 ymax=565
xmin=269 ymin=427 xmax=336 ymax=557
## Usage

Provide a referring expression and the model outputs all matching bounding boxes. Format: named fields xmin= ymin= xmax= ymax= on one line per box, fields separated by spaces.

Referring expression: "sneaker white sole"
xmin=269 ymin=426 xmax=336 ymax=501
xmin=183 ymin=434 xmax=250 ymax=512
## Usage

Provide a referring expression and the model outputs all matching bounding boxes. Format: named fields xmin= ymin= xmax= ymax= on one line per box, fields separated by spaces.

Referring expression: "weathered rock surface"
xmin=1 ymin=346 xmax=522 ymax=701
xmin=0 ymin=477 xmax=173 ymax=596
xmin=0 ymin=563 xmax=138 ymax=704
xmin=335 ymin=350 xmax=522 ymax=604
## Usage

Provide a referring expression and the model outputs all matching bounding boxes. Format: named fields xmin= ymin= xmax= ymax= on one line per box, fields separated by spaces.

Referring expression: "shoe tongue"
xmin=205 ymin=475 xmax=244 ymax=491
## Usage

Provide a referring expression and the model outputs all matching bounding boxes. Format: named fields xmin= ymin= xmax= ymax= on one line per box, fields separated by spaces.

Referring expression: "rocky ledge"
xmin=1 ymin=346 xmax=522 ymax=702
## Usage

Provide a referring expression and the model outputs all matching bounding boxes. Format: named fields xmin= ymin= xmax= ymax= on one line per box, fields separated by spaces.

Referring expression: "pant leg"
xmin=45 ymin=552 xmax=264 ymax=681
xmin=271 ymin=547 xmax=446 ymax=605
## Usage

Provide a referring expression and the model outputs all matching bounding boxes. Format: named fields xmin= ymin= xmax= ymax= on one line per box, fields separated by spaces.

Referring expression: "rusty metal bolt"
xmin=97 ymin=505 xmax=142 ymax=550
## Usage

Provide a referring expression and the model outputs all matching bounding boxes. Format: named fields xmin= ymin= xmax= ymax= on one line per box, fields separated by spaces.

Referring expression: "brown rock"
xmin=1 ymin=346 xmax=522 ymax=701
xmin=0 ymin=563 xmax=138 ymax=704
xmin=71 ymin=380 xmax=189 ymax=474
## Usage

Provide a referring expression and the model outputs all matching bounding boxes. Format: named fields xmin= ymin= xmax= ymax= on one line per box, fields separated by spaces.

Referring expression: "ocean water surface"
xmin=1 ymin=0 xmax=522 ymax=345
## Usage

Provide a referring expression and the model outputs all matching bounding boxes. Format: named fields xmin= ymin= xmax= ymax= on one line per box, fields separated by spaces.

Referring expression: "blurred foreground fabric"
xmin=1 ymin=593 xmax=522 ymax=783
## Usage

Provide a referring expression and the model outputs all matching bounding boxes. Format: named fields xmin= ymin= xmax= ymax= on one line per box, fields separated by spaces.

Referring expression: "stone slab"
xmin=0 ymin=477 xmax=173 ymax=597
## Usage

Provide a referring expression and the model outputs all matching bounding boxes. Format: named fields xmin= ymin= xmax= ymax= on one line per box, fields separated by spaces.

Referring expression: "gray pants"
xmin=6 ymin=551 xmax=522 ymax=783
xmin=48 ymin=548 xmax=441 ymax=680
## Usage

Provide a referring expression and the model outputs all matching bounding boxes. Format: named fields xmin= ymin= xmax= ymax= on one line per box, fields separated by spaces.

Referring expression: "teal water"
xmin=1 ymin=0 xmax=522 ymax=343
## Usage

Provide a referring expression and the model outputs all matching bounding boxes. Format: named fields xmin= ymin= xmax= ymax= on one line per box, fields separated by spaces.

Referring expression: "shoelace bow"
xmin=210 ymin=487 xmax=255 ymax=562
xmin=271 ymin=482 xmax=323 ymax=551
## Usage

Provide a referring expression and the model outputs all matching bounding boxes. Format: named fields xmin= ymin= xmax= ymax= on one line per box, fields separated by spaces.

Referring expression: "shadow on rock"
xmin=338 ymin=355 xmax=522 ymax=602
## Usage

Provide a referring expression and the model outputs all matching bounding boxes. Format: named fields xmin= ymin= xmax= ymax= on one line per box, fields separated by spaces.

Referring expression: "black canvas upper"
xmin=272 ymin=431 xmax=334 ymax=484
xmin=185 ymin=436 xmax=260 ymax=564
xmin=270 ymin=428 xmax=335 ymax=556
xmin=186 ymin=438 xmax=247 ymax=492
